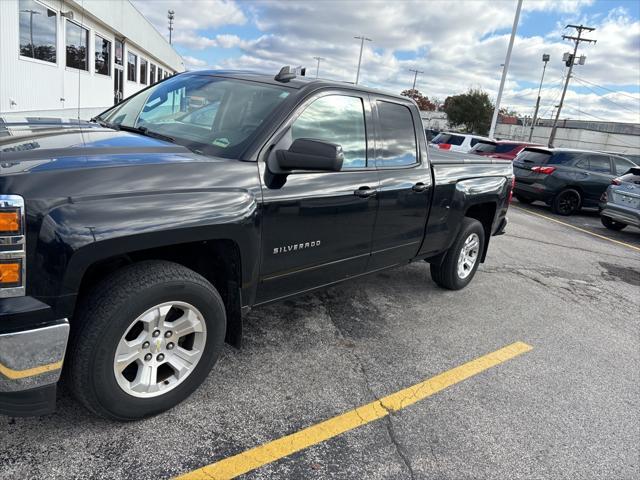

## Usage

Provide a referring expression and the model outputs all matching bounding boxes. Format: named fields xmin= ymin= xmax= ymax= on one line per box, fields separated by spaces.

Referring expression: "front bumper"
xmin=0 ymin=296 xmax=69 ymax=416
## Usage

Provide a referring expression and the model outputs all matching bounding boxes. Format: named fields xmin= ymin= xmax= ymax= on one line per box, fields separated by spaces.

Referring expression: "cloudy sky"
xmin=133 ymin=0 xmax=640 ymax=123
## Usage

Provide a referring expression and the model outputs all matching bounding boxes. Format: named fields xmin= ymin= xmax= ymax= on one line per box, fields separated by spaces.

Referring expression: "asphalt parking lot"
xmin=1 ymin=204 xmax=639 ymax=480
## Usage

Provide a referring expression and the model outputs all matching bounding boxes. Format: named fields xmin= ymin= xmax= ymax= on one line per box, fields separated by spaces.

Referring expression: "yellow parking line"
xmin=175 ymin=341 xmax=533 ymax=480
xmin=512 ymin=205 xmax=640 ymax=252
xmin=0 ymin=360 xmax=63 ymax=380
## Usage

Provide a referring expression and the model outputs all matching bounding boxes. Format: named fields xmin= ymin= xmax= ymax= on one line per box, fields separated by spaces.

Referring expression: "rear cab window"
xmin=376 ymin=100 xmax=418 ymax=167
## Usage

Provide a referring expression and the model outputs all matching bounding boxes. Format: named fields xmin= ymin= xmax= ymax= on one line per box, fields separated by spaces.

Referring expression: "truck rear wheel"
xmin=430 ymin=217 xmax=485 ymax=290
xmin=67 ymin=260 xmax=226 ymax=420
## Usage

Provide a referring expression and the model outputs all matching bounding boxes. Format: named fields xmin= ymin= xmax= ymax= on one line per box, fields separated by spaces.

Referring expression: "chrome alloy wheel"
xmin=457 ymin=233 xmax=480 ymax=279
xmin=113 ymin=301 xmax=207 ymax=398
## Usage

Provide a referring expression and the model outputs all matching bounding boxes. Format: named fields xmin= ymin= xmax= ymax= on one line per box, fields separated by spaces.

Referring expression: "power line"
xmin=572 ymin=77 xmax=639 ymax=113
xmin=572 ymin=76 xmax=640 ymax=102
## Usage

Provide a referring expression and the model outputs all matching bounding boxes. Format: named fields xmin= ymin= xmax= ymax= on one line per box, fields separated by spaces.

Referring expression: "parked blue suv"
xmin=513 ymin=147 xmax=637 ymax=215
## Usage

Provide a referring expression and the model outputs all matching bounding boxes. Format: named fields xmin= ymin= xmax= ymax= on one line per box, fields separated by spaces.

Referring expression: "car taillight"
xmin=531 ymin=166 xmax=556 ymax=174
xmin=508 ymin=176 xmax=515 ymax=203
xmin=438 ymin=144 xmax=451 ymax=150
xmin=611 ymin=178 xmax=622 ymax=185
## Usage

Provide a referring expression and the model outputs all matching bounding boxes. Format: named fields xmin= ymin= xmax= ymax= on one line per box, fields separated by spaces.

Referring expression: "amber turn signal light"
xmin=0 ymin=261 xmax=22 ymax=286
xmin=0 ymin=209 xmax=21 ymax=234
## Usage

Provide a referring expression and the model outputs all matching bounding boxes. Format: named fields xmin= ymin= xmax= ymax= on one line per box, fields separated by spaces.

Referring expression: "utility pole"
xmin=528 ymin=53 xmax=550 ymax=142
xmin=548 ymin=24 xmax=596 ymax=147
xmin=488 ymin=0 xmax=522 ymax=139
xmin=168 ymin=10 xmax=175 ymax=44
xmin=354 ymin=35 xmax=372 ymax=85
xmin=408 ymin=68 xmax=424 ymax=90
xmin=313 ymin=56 xmax=325 ymax=79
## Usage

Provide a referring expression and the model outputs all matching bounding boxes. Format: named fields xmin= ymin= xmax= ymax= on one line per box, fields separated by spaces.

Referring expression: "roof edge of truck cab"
xmin=186 ymin=69 xmax=411 ymax=102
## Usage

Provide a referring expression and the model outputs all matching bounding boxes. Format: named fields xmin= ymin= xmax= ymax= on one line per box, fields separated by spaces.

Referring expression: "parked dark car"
xmin=470 ymin=140 xmax=540 ymax=160
xmin=599 ymin=167 xmax=640 ymax=230
xmin=513 ymin=147 xmax=637 ymax=215
xmin=0 ymin=69 xmax=513 ymax=420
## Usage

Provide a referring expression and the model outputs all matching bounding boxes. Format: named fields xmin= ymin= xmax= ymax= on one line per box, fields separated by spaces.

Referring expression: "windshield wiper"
xmin=117 ymin=125 xmax=176 ymax=144
xmin=90 ymin=117 xmax=121 ymax=130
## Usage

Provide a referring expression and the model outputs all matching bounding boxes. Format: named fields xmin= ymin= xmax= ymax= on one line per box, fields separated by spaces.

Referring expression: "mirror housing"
xmin=270 ymin=138 xmax=344 ymax=174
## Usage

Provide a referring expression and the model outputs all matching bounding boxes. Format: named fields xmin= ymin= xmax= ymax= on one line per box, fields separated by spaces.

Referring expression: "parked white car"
xmin=430 ymin=132 xmax=493 ymax=153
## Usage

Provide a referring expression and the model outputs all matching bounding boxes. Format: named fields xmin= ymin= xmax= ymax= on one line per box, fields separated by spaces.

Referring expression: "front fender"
xmin=31 ymin=189 xmax=260 ymax=308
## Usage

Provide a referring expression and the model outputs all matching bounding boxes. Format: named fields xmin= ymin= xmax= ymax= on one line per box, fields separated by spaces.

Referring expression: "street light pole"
xmin=313 ymin=56 xmax=325 ymax=79
xmin=168 ymin=10 xmax=175 ymax=45
xmin=488 ymin=0 xmax=523 ymax=139
xmin=408 ymin=68 xmax=424 ymax=90
xmin=354 ymin=35 xmax=372 ymax=85
xmin=528 ymin=53 xmax=550 ymax=142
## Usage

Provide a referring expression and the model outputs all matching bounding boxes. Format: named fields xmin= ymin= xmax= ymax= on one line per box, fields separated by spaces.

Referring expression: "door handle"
xmin=412 ymin=182 xmax=428 ymax=192
xmin=354 ymin=186 xmax=377 ymax=198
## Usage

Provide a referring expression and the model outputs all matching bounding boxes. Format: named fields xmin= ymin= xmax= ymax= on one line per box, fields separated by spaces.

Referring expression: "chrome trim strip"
xmin=0 ymin=320 xmax=69 ymax=392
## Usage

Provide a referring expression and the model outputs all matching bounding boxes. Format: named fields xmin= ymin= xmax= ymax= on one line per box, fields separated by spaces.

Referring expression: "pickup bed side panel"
xmin=419 ymin=160 xmax=512 ymax=257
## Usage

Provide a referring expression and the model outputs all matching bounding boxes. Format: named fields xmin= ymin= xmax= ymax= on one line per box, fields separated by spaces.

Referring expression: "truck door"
xmin=256 ymin=92 xmax=379 ymax=303
xmin=368 ymin=98 xmax=432 ymax=270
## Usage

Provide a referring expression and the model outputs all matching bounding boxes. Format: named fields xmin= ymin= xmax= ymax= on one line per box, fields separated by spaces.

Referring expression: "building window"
xmin=157 ymin=67 xmax=163 ymax=80
xmin=19 ymin=0 xmax=57 ymax=64
xmin=66 ymin=20 xmax=89 ymax=71
xmin=140 ymin=58 xmax=148 ymax=85
xmin=150 ymin=64 xmax=156 ymax=84
xmin=114 ymin=39 xmax=124 ymax=66
xmin=127 ymin=51 xmax=137 ymax=82
xmin=94 ymin=35 xmax=111 ymax=76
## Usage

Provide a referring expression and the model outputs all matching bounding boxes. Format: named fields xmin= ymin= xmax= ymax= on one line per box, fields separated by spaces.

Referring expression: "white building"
xmin=420 ymin=111 xmax=448 ymax=131
xmin=0 ymin=0 xmax=185 ymax=119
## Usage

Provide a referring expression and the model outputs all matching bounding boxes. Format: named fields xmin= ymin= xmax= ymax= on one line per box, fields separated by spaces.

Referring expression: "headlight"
xmin=0 ymin=195 xmax=25 ymax=297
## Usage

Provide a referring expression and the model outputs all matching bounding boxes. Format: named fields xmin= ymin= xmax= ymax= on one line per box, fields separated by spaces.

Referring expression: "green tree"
xmin=400 ymin=89 xmax=436 ymax=111
xmin=443 ymin=89 xmax=493 ymax=135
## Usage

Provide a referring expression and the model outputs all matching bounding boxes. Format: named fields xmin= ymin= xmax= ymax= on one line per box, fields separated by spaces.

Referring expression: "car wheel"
xmin=430 ymin=217 xmax=485 ymax=290
xmin=601 ymin=215 xmax=627 ymax=231
xmin=552 ymin=188 xmax=581 ymax=215
xmin=515 ymin=194 xmax=533 ymax=204
xmin=67 ymin=260 xmax=226 ymax=421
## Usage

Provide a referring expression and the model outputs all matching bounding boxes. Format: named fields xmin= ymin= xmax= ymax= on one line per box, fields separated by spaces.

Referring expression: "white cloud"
xmin=183 ymin=55 xmax=208 ymax=68
xmin=133 ymin=0 xmax=639 ymax=123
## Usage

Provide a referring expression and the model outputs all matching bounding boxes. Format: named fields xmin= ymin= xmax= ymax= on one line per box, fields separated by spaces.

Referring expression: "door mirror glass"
xmin=271 ymin=138 xmax=344 ymax=174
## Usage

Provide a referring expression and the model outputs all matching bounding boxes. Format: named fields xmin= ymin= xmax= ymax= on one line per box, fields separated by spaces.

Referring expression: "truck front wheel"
xmin=67 ymin=260 xmax=226 ymax=420
xmin=430 ymin=218 xmax=485 ymax=290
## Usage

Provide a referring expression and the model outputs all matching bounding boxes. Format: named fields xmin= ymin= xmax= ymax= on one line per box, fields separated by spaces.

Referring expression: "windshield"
xmin=98 ymin=74 xmax=291 ymax=158
xmin=472 ymin=141 xmax=497 ymax=153
xmin=495 ymin=144 xmax=518 ymax=154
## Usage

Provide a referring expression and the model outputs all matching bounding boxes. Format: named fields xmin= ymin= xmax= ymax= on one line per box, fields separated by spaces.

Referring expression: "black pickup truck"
xmin=0 ymin=69 xmax=512 ymax=420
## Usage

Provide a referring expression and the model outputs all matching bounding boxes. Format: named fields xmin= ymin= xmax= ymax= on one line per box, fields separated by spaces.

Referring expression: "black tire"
xmin=430 ymin=217 xmax=485 ymax=290
xmin=552 ymin=188 xmax=581 ymax=215
xmin=67 ymin=260 xmax=226 ymax=421
xmin=515 ymin=194 xmax=533 ymax=204
xmin=601 ymin=215 xmax=626 ymax=231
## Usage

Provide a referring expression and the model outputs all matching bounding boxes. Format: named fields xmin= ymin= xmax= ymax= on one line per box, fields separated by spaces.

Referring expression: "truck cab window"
xmin=291 ymin=95 xmax=367 ymax=169
xmin=376 ymin=101 xmax=417 ymax=167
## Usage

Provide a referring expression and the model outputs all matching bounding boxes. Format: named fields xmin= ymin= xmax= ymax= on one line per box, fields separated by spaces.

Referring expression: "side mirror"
xmin=270 ymin=138 xmax=344 ymax=174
